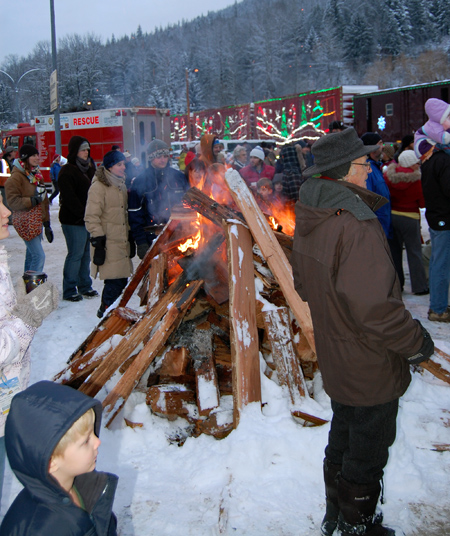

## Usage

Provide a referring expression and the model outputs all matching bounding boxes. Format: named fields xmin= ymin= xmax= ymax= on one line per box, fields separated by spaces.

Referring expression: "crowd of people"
xmin=0 ymin=94 xmax=449 ymax=535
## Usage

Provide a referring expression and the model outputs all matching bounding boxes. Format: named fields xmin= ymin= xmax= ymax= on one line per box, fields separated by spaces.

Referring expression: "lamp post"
xmin=0 ymin=68 xmax=42 ymax=123
xmin=50 ymin=0 xmax=61 ymax=156
xmin=185 ymin=69 xmax=191 ymax=142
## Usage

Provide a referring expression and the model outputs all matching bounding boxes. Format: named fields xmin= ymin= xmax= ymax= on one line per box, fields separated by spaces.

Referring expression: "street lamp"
xmin=0 ymin=68 xmax=42 ymax=123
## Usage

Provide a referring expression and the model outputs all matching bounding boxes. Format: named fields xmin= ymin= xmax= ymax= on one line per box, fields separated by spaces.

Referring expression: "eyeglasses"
xmin=352 ymin=162 xmax=372 ymax=171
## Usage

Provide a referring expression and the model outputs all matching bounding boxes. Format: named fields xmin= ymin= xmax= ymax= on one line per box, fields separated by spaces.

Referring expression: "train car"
xmin=170 ymin=85 xmax=378 ymax=145
xmin=353 ymin=80 xmax=450 ymax=142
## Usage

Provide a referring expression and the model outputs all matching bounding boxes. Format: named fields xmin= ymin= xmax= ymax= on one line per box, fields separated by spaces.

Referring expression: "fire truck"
xmin=2 ymin=107 xmax=171 ymax=184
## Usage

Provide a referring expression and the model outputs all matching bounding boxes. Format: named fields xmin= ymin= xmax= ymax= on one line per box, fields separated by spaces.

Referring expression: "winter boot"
xmin=337 ymin=478 xmax=396 ymax=535
xmin=97 ymin=302 xmax=106 ymax=319
xmin=321 ymin=459 xmax=341 ymax=536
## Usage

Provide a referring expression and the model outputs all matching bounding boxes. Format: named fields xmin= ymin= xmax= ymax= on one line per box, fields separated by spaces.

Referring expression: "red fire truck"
xmin=2 ymin=107 xmax=171 ymax=184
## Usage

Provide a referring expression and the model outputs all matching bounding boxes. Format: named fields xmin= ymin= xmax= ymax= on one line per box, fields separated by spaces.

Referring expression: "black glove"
xmin=90 ymin=235 xmax=106 ymax=266
xmin=406 ymin=320 xmax=434 ymax=365
xmin=31 ymin=185 xmax=47 ymax=207
xmin=30 ymin=194 xmax=42 ymax=207
xmin=128 ymin=231 xmax=136 ymax=259
xmin=137 ymin=242 xmax=149 ymax=260
xmin=43 ymin=221 xmax=54 ymax=243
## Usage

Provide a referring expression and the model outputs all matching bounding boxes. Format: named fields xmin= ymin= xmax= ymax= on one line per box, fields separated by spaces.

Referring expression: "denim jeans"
xmin=24 ymin=233 xmax=45 ymax=272
xmin=61 ymin=224 xmax=92 ymax=299
xmin=429 ymin=228 xmax=450 ymax=314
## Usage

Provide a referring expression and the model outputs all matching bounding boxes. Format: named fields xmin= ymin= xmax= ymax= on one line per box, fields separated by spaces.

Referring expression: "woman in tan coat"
xmin=84 ymin=151 xmax=133 ymax=318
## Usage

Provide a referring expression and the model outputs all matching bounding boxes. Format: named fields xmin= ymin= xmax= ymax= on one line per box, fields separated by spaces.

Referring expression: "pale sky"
xmin=2 ymin=0 xmax=239 ymax=61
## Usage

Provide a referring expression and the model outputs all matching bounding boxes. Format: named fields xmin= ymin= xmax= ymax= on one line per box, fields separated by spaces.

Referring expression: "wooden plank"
xmin=183 ymin=187 xmax=246 ymax=228
xmin=79 ymin=272 xmax=189 ymax=398
xmin=224 ymin=168 xmax=316 ymax=354
xmin=147 ymin=385 xmax=196 ymax=418
xmin=291 ymin=410 xmax=329 ymax=426
xmin=421 ymin=360 xmax=450 ymax=385
xmin=160 ymin=347 xmax=190 ymax=377
xmin=118 ymin=219 xmax=179 ymax=307
xmin=195 ymin=356 xmax=220 ymax=417
xmin=262 ymin=306 xmax=309 ymax=405
xmin=226 ymin=221 xmax=261 ymax=426
xmin=146 ymin=254 xmax=167 ymax=312
xmin=103 ymin=279 xmax=204 ymax=427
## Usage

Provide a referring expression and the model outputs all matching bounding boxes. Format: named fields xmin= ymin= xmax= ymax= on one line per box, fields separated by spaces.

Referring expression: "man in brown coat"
xmin=290 ymin=128 xmax=434 ymax=536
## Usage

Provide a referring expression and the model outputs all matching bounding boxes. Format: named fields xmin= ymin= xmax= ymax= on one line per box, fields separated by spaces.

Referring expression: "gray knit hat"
xmin=147 ymin=139 xmax=170 ymax=161
xmin=303 ymin=128 xmax=380 ymax=177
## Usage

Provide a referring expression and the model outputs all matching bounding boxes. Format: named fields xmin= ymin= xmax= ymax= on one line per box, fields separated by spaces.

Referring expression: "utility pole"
xmin=50 ymin=0 xmax=61 ymax=156
xmin=185 ymin=69 xmax=191 ymax=142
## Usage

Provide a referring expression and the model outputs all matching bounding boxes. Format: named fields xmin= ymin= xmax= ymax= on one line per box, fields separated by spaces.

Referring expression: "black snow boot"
xmin=97 ymin=302 xmax=106 ymax=319
xmin=337 ymin=478 xmax=396 ymax=535
xmin=321 ymin=459 xmax=341 ymax=536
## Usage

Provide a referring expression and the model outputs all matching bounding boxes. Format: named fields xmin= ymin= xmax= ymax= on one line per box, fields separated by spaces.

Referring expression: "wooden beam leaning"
xmin=103 ymin=278 xmax=204 ymax=427
xmin=79 ymin=272 xmax=189 ymax=398
xmin=119 ymin=218 xmax=180 ymax=307
xmin=226 ymin=221 xmax=261 ymax=426
xmin=261 ymin=305 xmax=309 ymax=405
xmin=224 ymin=168 xmax=316 ymax=354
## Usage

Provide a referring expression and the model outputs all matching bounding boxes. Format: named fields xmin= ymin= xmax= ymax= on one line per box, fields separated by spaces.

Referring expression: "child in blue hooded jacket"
xmin=0 ymin=381 xmax=118 ymax=536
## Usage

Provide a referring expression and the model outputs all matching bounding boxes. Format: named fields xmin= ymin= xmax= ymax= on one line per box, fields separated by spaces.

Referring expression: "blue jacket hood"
xmin=5 ymin=381 xmax=102 ymax=504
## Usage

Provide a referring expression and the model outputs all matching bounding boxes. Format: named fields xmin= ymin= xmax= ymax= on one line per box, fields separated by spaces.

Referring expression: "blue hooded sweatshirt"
xmin=1 ymin=381 xmax=118 ymax=536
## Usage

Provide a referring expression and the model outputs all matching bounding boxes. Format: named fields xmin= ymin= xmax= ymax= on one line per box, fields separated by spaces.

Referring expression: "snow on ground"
xmin=1 ymin=201 xmax=450 ymax=535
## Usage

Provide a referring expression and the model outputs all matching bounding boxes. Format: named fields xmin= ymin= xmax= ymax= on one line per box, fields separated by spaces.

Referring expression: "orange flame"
xmin=178 ymin=229 xmax=201 ymax=252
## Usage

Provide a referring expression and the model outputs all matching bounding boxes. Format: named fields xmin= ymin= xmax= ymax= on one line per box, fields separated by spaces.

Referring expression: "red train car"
xmin=353 ymin=80 xmax=450 ymax=142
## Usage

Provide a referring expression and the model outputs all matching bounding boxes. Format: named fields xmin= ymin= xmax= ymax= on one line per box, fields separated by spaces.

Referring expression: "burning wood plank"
xmin=183 ymin=187 xmax=246 ymax=228
xmin=226 ymin=221 xmax=261 ymax=426
xmin=103 ymin=278 xmax=204 ymax=427
xmin=224 ymin=168 xmax=316 ymax=354
xmin=261 ymin=306 xmax=309 ymax=405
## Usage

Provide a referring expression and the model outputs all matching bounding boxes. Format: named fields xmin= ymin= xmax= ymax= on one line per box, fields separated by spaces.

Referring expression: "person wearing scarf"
xmin=4 ymin=144 xmax=53 ymax=272
xmin=58 ymin=136 xmax=99 ymax=302
xmin=84 ymin=151 xmax=134 ymax=319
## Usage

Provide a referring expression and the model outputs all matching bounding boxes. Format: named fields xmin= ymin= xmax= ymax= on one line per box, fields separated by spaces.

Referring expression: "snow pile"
xmin=1 ymin=203 xmax=450 ymax=535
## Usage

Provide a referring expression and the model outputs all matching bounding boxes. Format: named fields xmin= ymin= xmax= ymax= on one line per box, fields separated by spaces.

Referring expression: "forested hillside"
xmin=1 ymin=0 xmax=449 ymax=125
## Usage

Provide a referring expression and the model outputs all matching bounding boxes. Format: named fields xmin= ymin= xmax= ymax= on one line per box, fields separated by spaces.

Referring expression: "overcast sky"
xmin=2 ymin=0 xmax=239 ymax=60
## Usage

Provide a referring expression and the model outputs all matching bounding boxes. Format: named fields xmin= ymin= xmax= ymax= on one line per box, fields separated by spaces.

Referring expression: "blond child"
xmin=1 ymin=381 xmax=118 ymax=535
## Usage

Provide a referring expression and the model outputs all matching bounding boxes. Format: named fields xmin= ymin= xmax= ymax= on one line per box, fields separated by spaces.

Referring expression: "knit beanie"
xmin=147 ymin=139 xmax=170 ymax=161
xmin=398 ymin=150 xmax=419 ymax=168
xmin=103 ymin=150 xmax=126 ymax=170
xmin=361 ymin=132 xmax=382 ymax=146
xmin=79 ymin=141 xmax=90 ymax=152
xmin=250 ymin=146 xmax=265 ymax=161
xmin=19 ymin=144 xmax=39 ymax=161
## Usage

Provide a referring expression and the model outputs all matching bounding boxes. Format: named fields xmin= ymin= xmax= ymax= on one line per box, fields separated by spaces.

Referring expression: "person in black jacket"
xmin=128 ymin=139 xmax=188 ymax=259
xmin=58 ymin=136 xmax=99 ymax=301
xmin=1 ymin=381 xmax=118 ymax=536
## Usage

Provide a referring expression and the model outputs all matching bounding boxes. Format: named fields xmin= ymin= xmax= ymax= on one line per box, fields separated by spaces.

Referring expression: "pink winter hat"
xmin=425 ymin=98 xmax=450 ymax=124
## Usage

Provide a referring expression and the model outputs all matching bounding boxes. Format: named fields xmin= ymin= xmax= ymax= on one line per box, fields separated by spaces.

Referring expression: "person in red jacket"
xmin=384 ymin=150 xmax=428 ymax=295
xmin=239 ymin=146 xmax=275 ymax=191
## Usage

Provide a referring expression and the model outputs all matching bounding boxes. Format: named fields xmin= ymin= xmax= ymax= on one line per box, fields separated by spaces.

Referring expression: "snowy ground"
xmin=1 ymin=202 xmax=450 ymax=535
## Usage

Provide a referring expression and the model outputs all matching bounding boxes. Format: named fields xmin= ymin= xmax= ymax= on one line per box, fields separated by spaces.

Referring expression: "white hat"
xmin=250 ymin=146 xmax=265 ymax=161
xmin=398 ymin=150 xmax=419 ymax=168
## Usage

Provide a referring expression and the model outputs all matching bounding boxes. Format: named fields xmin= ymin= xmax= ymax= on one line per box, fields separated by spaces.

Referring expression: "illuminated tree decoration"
xmin=310 ymin=99 xmax=324 ymax=128
xmin=378 ymin=116 xmax=386 ymax=130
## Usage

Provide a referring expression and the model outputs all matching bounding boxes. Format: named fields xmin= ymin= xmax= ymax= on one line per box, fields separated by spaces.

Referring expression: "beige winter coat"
xmin=84 ymin=167 xmax=133 ymax=280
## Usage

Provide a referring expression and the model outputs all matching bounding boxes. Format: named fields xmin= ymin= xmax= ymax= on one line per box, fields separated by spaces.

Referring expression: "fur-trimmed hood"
xmin=385 ymin=162 xmax=421 ymax=187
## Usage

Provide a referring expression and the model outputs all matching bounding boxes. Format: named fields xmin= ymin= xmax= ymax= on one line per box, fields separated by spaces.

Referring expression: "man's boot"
xmin=321 ymin=459 xmax=341 ymax=536
xmin=337 ymin=478 xmax=396 ymax=535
